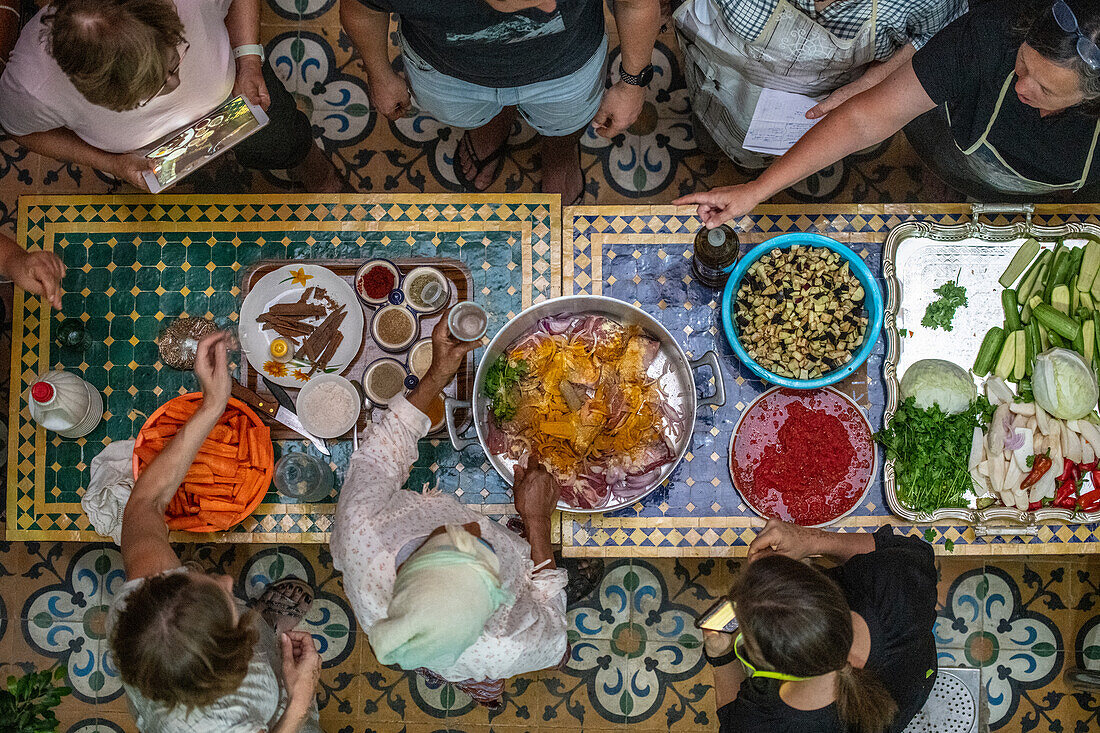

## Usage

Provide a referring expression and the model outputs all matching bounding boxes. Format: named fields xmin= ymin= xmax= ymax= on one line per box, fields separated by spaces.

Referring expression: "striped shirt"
xmin=717 ymin=0 xmax=968 ymax=59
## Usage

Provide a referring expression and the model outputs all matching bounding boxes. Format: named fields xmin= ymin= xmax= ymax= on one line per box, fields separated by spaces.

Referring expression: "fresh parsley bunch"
xmin=483 ymin=356 xmax=528 ymax=422
xmin=875 ymin=396 xmax=994 ymax=513
xmin=922 ymin=277 xmax=968 ymax=331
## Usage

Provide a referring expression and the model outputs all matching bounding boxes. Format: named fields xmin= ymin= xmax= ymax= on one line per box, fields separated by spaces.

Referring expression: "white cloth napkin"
xmin=81 ymin=440 xmax=136 ymax=545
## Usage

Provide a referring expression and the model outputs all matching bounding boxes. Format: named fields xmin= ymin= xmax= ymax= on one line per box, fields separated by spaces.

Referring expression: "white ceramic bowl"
xmin=295 ymin=373 xmax=361 ymax=439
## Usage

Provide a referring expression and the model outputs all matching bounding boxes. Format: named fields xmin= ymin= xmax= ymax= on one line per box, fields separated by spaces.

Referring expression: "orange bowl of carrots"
xmin=132 ymin=393 xmax=275 ymax=532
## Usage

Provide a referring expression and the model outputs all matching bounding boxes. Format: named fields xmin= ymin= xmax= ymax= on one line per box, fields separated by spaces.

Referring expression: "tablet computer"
xmin=141 ymin=95 xmax=269 ymax=193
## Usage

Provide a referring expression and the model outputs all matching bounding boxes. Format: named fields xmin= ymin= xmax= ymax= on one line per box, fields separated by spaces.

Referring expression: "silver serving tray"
xmin=882 ymin=204 xmax=1100 ymax=532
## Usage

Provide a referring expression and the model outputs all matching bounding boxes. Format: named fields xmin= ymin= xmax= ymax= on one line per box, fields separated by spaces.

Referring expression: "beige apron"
xmin=675 ymin=0 xmax=877 ymax=168
xmin=950 ymin=71 xmax=1100 ymax=194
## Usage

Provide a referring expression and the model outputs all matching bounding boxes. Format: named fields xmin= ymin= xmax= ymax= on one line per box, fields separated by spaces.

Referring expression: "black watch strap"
xmin=619 ymin=63 xmax=654 ymax=87
xmin=704 ymin=643 xmax=739 ymax=668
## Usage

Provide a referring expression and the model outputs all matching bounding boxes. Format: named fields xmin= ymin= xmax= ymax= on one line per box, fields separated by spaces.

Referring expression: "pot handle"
xmin=690 ymin=350 xmax=727 ymax=409
xmin=444 ymin=397 xmax=479 ymax=451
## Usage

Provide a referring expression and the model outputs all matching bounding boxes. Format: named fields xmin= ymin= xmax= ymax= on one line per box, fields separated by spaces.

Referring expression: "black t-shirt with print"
xmin=357 ymin=0 xmax=604 ymax=88
xmin=911 ymin=0 xmax=1100 ymax=187
xmin=717 ymin=527 xmax=939 ymax=733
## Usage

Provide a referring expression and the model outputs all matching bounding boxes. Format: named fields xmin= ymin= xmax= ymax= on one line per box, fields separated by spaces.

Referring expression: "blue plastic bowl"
xmin=720 ymin=232 xmax=884 ymax=389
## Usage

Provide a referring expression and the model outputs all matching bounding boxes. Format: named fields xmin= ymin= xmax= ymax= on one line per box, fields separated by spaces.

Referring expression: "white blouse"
xmin=332 ymin=395 xmax=568 ymax=682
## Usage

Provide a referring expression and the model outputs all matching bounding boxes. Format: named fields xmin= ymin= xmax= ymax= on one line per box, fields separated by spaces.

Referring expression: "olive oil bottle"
xmin=692 ymin=224 xmax=739 ymax=288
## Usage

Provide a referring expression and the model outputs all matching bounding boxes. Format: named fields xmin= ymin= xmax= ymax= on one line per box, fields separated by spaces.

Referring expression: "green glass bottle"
xmin=692 ymin=225 xmax=740 ymax=288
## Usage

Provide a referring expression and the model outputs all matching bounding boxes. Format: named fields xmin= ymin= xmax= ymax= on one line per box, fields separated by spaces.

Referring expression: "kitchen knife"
xmin=231 ymin=381 xmax=330 ymax=456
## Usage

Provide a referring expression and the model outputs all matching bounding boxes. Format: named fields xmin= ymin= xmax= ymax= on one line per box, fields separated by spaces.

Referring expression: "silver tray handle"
xmin=444 ymin=397 xmax=479 ymax=451
xmin=973 ymin=522 xmax=1039 ymax=538
xmin=969 ymin=203 xmax=1034 ymax=234
xmin=690 ymin=350 xmax=727 ymax=409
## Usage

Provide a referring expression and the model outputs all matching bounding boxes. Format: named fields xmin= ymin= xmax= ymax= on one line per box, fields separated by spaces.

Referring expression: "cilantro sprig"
xmin=483 ymin=356 xmax=528 ymax=422
xmin=922 ymin=274 xmax=968 ymax=331
xmin=875 ymin=396 xmax=994 ymax=514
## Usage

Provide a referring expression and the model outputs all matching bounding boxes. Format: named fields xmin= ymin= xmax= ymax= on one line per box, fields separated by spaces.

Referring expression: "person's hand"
xmin=280 ymin=630 xmax=321 ymax=708
xmin=367 ymin=67 xmax=412 ymax=121
xmin=194 ymin=332 xmax=232 ymax=412
xmin=106 ymin=153 xmax=156 ymax=191
xmin=6 ymin=250 xmax=65 ymax=309
xmin=806 ymin=80 xmax=863 ymax=120
xmin=591 ymin=81 xmax=646 ymax=139
xmin=233 ymin=56 xmax=271 ymax=110
xmin=512 ymin=459 xmax=560 ymax=526
xmin=747 ymin=519 xmax=824 ymax=562
xmin=422 ymin=306 xmax=478 ymax=386
xmin=672 ymin=183 xmax=765 ymax=229
xmin=703 ymin=629 xmax=736 ymax=659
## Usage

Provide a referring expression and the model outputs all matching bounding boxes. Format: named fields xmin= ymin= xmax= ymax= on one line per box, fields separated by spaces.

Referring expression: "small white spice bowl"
xmin=295 ymin=373 xmax=362 ymax=439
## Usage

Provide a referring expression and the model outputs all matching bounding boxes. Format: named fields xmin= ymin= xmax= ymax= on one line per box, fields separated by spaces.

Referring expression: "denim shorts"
xmin=400 ymin=34 xmax=609 ymax=137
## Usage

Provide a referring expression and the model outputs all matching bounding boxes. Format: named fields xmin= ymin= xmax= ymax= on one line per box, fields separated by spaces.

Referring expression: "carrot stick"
xmin=134 ymin=445 xmax=159 ymax=465
xmin=198 ymin=497 xmax=247 ymax=513
xmin=198 ymin=440 xmax=239 ymax=459
xmin=167 ymin=516 xmax=209 ymax=530
xmin=163 ymin=402 xmax=197 ymax=422
xmin=236 ymin=420 xmax=249 ymax=462
xmin=196 ymin=510 xmax=238 ymax=531
xmin=184 ymin=482 xmax=234 ymax=497
xmin=193 ymin=453 xmax=238 ymax=477
xmin=209 ymin=425 xmax=234 ymax=443
xmin=246 ymin=428 xmax=262 ymax=468
xmin=184 ymin=463 xmax=215 ymax=483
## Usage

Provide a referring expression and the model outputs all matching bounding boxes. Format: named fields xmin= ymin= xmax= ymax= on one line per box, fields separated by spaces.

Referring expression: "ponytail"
xmin=835 ymin=663 xmax=898 ymax=733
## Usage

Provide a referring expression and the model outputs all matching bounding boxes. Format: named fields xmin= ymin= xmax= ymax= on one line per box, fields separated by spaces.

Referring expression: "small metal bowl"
xmin=355 ymin=259 xmax=401 ymax=307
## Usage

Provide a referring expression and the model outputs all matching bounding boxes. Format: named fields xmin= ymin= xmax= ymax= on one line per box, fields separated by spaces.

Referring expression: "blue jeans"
xmin=400 ymin=34 xmax=609 ymax=137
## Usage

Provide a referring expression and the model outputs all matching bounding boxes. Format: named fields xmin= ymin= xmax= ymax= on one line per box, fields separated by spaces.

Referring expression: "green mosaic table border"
xmin=8 ymin=195 xmax=561 ymax=542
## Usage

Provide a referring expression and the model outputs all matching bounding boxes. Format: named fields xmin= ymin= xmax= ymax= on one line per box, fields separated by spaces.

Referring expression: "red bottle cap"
xmin=31 ymin=381 xmax=55 ymax=403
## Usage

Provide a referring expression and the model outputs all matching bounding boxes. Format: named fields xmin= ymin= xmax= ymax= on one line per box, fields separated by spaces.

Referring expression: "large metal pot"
xmin=444 ymin=295 xmax=727 ymax=513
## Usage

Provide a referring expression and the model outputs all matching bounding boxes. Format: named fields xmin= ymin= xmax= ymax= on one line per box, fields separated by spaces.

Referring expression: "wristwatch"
xmin=233 ymin=44 xmax=265 ymax=63
xmin=619 ymin=63 xmax=655 ymax=87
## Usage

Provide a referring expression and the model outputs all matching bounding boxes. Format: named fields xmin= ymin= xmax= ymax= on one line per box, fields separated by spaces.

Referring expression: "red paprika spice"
xmin=359 ymin=265 xmax=396 ymax=300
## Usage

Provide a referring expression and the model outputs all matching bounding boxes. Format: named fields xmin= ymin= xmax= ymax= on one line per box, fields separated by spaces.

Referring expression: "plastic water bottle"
xmin=26 ymin=371 xmax=103 ymax=438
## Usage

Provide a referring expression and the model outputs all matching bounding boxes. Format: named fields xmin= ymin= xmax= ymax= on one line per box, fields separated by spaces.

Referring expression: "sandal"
xmin=454 ymin=130 xmax=508 ymax=193
xmin=558 ymin=555 xmax=604 ymax=606
xmin=255 ymin=577 xmax=315 ymax=633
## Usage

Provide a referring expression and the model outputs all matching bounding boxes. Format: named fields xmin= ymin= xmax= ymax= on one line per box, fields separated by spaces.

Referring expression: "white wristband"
xmin=233 ymin=44 xmax=265 ymax=63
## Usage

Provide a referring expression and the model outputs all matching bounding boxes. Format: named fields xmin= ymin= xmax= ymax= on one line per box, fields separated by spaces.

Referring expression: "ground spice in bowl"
xmin=356 ymin=260 xmax=399 ymax=303
xmin=363 ymin=359 xmax=408 ymax=406
xmin=373 ymin=305 xmax=417 ymax=351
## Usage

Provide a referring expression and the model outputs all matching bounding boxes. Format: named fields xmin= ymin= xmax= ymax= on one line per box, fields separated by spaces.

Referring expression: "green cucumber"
xmin=1053 ymin=284 xmax=1071 ymax=315
xmin=1045 ymin=246 xmax=1069 ymax=302
xmin=1025 ymin=321 xmax=1040 ymax=375
xmin=1082 ymin=292 xmax=1094 ymax=312
xmin=994 ymin=330 xmax=1017 ymax=380
xmin=1094 ymin=318 xmax=1100 ymax=367
xmin=1039 ymin=322 xmax=1051 ymax=350
xmin=974 ymin=326 xmax=1006 ymax=376
xmin=1072 ymin=275 xmax=1081 ymax=312
xmin=1000 ymin=238 xmax=1041 ymax=288
xmin=1080 ymin=240 xmax=1100 ymax=292
xmin=1034 ymin=303 xmax=1082 ymax=341
xmin=1074 ymin=323 xmax=1086 ymax=356
xmin=1018 ymin=251 xmax=1052 ymax=303
xmin=1051 ymin=332 xmax=1066 ymax=348
xmin=1086 ymin=320 xmax=1096 ymax=364
xmin=1013 ymin=330 xmax=1027 ymax=381
xmin=1002 ymin=289 xmax=1022 ymax=331
xmin=1069 ymin=244 xmax=1086 ymax=278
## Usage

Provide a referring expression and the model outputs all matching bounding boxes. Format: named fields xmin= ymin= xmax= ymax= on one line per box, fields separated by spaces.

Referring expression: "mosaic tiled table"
xmin=7 ymin=195 xmax=560 ymax=542
xmin=561 ymin=204 xmax=1100 ymax=557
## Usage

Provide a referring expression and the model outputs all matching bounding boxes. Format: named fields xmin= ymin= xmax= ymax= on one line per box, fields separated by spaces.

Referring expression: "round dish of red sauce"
xmin=730 ymin=387 xmax=875 ymax=527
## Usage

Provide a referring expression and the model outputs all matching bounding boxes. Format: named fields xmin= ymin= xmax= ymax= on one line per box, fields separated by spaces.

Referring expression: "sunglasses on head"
xmin=733 ymin=633 xmax=813 ymax=682
xmin=1053 ymin=0 xmax=1100 ymax=72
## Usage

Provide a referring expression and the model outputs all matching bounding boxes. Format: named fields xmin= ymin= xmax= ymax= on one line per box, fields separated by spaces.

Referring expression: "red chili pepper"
xmin=1054 ymin=478 xmax=1078 ymax=507
xmin=1081 ymin=461 xmax=1099 ymax=472
xmin=1028 ymin=501 xmax=1043 ymax=511
xmin=1079 ymin=487 xmax=1100 ymax=512
xmin=1058 ymin=458 xmax=1079 ymax=482
xmin=1021 ymin=455 xmax=1053 ymax=489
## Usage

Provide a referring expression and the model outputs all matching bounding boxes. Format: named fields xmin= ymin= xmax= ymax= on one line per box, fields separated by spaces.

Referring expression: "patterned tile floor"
xmin=0 ymin=2 xmax=1095 ymax=732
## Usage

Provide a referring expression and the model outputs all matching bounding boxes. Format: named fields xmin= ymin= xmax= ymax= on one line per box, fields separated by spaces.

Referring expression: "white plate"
xmin=239 ymin=264 xmax=364 ymax=388
xmin=295 ymin=373 xmax=362 ymax=438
